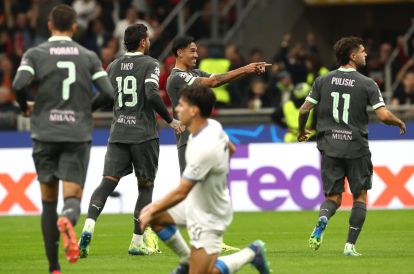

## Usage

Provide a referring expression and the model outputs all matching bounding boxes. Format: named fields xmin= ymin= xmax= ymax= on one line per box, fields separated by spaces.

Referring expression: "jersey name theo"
xmin=331 ymin=77 xmax=355 ymax=87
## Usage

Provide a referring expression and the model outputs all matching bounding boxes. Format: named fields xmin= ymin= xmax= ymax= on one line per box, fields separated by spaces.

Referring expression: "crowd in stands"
xmin=1 ymin=0 xmax=414 ymax=131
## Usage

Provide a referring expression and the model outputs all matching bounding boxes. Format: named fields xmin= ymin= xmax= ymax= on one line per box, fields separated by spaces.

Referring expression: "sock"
xmin=134 ymin=183 xmax=154 ymax=235
xmin=215 ymin=247 xmax=255 ymax=274
xmin=347 ymin=201 xmax=367 ymax=244
xmin=131 ymin=233 xmax=144 ymax=246
xmin=82 ymin=218 xmax=96 ymax=234
xmin=157 ymin=225 xmax=190 ymax=263
xmin=87 ymin=178 xmax=117 ymax=220
xmin=41 ymin=200 xmax=60 ymax=272
xmin=62 ymin=197 xmax=81 ymax=226
xmin=319 ymin=199 xmax=338 ymax=220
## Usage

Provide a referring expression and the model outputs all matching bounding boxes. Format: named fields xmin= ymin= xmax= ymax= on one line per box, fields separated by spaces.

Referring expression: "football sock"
xmin=134 ymin=183 xmax=154 ymax=235
xmin=87 ymin=178 xmax=117 ymax=220
xmin=347 ymin=201 xmax=366 ymax=244
xmin=132 ymin=233 xmax=144 ymax=246
xmin=215 ymin=248 xmax=255 ymax=274
xmin=319 ymin=199 xmax=338 ymax=220
xmin=62 ymin=197 xmax=81 ymax=226
xmin=82 ymin=218 xmax=96 ymax=233
xmin=41 ymin=200 xmax=60 ymax=272
xmin=157 ymin=225 xmax=190 ymax=263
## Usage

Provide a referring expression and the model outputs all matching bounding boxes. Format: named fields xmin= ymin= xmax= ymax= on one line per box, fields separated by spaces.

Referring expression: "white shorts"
xmin=168 ymin=201 xmax=224 ymax=255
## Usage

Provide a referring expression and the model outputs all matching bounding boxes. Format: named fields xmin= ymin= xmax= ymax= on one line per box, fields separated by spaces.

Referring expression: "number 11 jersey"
xmin=306 ymin=67 xmax=385 ymax=158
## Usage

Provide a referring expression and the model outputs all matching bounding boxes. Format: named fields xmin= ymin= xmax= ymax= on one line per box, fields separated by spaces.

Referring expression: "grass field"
xmin=1 ymin=210 xmax=414 ymax=274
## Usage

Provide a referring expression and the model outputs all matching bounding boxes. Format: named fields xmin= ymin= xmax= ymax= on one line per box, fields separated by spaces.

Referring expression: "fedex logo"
xmin=228 ymin=145 xmax=414 ymax=210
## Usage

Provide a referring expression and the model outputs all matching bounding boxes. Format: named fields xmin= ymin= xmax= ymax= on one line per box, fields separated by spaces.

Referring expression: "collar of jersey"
xmin=338 ymin=67 xmax=356 ymax=72
xmin=48 ymin=36 xmax=72 ymax=42
xmin=125 ymin=52 xmax=143 ymax=56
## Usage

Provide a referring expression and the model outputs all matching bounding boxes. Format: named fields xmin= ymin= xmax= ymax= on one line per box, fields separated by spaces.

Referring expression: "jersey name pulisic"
xmin=17 ymin=37 xmax=107 ymax=142
xmin=306 ymin=68 xmax=385 ymax=158
xmin=166 ymin=68 xmax=211 ymax=148
xmin=107 ymin=52 xmax=161 ymax=144
xmin=182 ymin=119 xmax=232 ymax=231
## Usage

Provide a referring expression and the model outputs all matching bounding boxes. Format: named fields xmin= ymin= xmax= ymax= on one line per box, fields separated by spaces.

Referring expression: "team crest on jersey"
xmin=154 ymin=66 xmax=160 ymax=76
xmin=179 ymin=72 xmax=188 ymax=79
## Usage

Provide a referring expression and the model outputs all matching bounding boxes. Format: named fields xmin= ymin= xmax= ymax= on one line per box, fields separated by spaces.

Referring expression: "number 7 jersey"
xmin=16 ymin=36 xmax=108 ymax=142
xmin=306 ymin=67 xmax=385 ymax=158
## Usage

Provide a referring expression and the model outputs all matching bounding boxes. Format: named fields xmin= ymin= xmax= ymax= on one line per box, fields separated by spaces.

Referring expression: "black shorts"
xmin=321 ymin=153 xmax=373 ymax=196
xmin=103 ymin=139 xmax=159 ymax=181
xmin=32 ymin=140 xmax=91 ymax=186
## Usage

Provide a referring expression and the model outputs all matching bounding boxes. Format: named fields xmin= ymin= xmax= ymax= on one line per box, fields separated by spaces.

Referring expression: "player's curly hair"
xmin=179 ymin=85 xmax=216 ymax=118
xmin=334 ymin=36 xmax=364 ymax=66
xmin=49 ymin=4 xmax=76 ymax=31
xmin=124 ymin=24 xmax=148 ymax=52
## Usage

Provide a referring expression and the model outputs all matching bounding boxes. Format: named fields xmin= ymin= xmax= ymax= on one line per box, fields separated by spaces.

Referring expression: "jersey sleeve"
xmin=144 ymin=60 xmax=160 ymax=87
xmin=89 ymin=51 xmax=108 ymax=81
xmin=194 ymin=69 xmax=211 ymax=78
xmin=306 ymin=77 xmax=321 ymax=105
xmin=17 ymin=49 xmax=36 ymax=76
xmin=367 ymin=79 xmax=385 ymax=109
xmin=183 ymin=147 xmax=214 ymax=183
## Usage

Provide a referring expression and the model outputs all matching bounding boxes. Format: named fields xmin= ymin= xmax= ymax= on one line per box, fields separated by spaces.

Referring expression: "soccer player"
xmin=297 ymin=36 xmax=406 ymax=256
xmin=167 ymin=36 xmax=270 ymax=253
xmin=140 ymin=85 xmax=271 ymax=274
xmin=167 ymin=36 xmax=270 ymax=175
xmin=11 ymin=4 xmax=114 ymax=274
xmin=78 ymin=23 xmax=183 ymax=257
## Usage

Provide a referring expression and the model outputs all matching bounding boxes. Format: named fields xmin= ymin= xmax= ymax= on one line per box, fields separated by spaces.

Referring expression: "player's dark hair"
xmin=179 ymin=85 xmax=216 ymax=118
xmin=334 ymin=36 xmax=364 ymax=66
xmin=49 ymin=4 xmax=76 ymax=31
xmin=172 ymin=36 xmax=195 ymax=57
xmin=124 ymin=24 xmax=148 ymax=52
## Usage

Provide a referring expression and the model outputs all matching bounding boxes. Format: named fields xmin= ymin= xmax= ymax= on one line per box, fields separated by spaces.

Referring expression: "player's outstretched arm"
xmin=195 ymin=62 xmax=272 ymax=88
xmin=374 ymin=106 xmax=406 ymax=134
xmin=297 ymin=100 xmax=315 ymax=142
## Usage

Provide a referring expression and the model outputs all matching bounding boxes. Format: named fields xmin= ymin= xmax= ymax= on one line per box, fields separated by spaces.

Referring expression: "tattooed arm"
xmin=297 ymin=100 xmax=315 ymax=142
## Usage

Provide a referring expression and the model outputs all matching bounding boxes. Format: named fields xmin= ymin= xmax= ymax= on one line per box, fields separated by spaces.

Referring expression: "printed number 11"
xmin=331 ymin=92 xmax=350 ymax=124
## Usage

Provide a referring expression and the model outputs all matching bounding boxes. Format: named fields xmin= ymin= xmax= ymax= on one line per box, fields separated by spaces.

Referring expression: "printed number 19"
xmin=57 ymin=61 xmax=76 ymax=100
xmin=331 ymin=92 xmax=350 ymax=124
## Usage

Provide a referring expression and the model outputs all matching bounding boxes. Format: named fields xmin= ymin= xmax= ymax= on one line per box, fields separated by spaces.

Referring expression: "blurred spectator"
xmin=0 ymin=55 xmax=18 ymax=130
xmin=82 ymin=18 xmax=114 ymax=55
xmin=72 ymin=0 xmax=102 ymax=41
xmin=100 ymin=46 xmax=115 ymax=70
xmin=30 ymin=0 xmax=64 ymax=46
xmin=271 ymin=82 xmax=316 ymax=142
xmin=242 ymin=78 xmax=273 ymax=110
xmin=199 ymin=44 xmax=232 ymax=108
xmin=274 ymin=34 xmax=307 ymax=84
xmin=367 ymin=42 xmax=392 ymax=91
xmin=268 ymin=70 xmax=294 ymax=107
xmin=305 ymin=54 xmax=329 ymax=86
xmin=225 ymin=43 xmax=245 ymax=107
xmin=113 ymin=6 xmax=156 ymax=55
xmin=391 ymin=70 xmax=414 ymax=106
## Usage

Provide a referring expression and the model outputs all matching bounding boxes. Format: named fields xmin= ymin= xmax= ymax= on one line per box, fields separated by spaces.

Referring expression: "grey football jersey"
xmin=306 ymin=67 xmax=385 ymax=158
xmin=166 ymin=68 xmax=211 ymax=147
xmin=16 ymin=36 xmax=108 ymax=142
xmin=107 ymin=52 xmax=161 ymax=144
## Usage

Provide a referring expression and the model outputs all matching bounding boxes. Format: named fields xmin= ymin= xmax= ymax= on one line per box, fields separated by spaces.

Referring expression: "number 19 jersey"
xmin=16 ymin=36 xmax=108 ymax=142
xmin=306 ymin=67 xmax=385 ymax=158
xmin=107 ymin=52 xmax=161 ymax=144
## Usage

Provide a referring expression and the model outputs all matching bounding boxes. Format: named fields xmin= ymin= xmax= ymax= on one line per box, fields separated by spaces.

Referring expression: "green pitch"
xmin=1 ymin=210 xmax=413 ymax=274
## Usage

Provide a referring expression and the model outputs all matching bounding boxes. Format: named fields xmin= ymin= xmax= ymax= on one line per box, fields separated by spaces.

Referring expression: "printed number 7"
xmin=57 ymin=61 xmax=76 ymax=100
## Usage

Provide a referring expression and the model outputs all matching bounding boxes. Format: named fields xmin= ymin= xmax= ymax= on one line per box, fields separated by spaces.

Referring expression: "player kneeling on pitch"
xmin=139 ymin=85 xmax=271 ymax=274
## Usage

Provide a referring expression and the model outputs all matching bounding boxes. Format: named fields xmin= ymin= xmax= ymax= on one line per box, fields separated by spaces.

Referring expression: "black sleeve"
xmin=146 ymin=86 xmax=173 ymax=123
xmin=12 ymin=70 xmax=33 ymax=112
xmin=92 ymin=75 xmax=114 ymax=111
